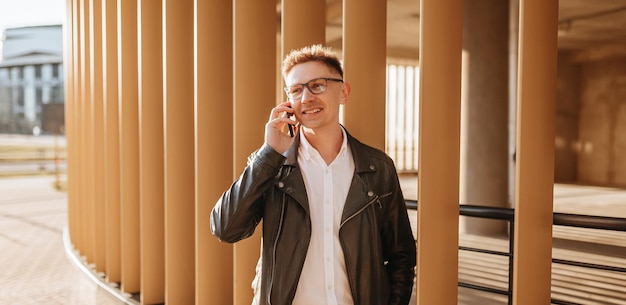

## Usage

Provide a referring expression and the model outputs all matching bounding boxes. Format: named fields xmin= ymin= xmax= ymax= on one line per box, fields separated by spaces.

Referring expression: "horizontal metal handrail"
xmin=405 ymin=200 xmax=626 ymax=232
xmin=0 ymin=156 xmax=66 ymax=162
xmin=405 ymin=200 xmax=515 ymax=220
xmin=458 ymin=245 xmax=510 ymax=257
xmin=553 ymin=212 xmax=626 ymax=231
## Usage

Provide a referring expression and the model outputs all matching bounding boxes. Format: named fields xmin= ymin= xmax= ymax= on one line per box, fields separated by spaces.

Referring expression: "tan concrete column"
xmin=77 ymin=0 xmax=86 ymax=257
xmin=508 ymin=0 xmax=519 ymax=216
xmin=90 ymin=0 xmax=107 ymax=272
xmin=417 ymin=0 xmax=463 ymax=304
xmin=102 ymin=0 xmax=122 ymax=284
xmin=460 ymin=0 xmax=510 ymax=235
xmin=163 ymin=0 xmax=195 ymax=303
xmin=74 ymin=0 xmax=83 ymax=255
xmin=65 ymin=0 xmax=78 ymax=250
xmin=65 ymin=0 xmax=79 ymax=247
xmin=138 ymin=1 xmax=164 ymax=303
xmin=233 ymin=1 xmax=275 ymax=303
xmin=512 ymin=0 xmax=557 ymax=304
xmin=80 ymin=0 xmax=95 ymax=263
xmin=76 ymin=0 xmax=84 ymax=257
xmin=281 ymin=0 xmax=325 ymax=55
xmin=118 ymin=0 xmax=140 ymax=293
xmin=195 ymin=1 xmax=233 ymax=304
xmin=508 ymin=0 xmax=520 ymax=215
xmin=63 ymin=0 xmax=71 ymax=222
xmin=342 ymin=0 xmax=386 ymax=150
xmin=280 ymin=0 xmax=325 ymax=103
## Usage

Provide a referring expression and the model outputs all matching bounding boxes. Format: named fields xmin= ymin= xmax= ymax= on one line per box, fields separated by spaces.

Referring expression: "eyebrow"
xmin=286 ymin=77 xmax=341 ymax=87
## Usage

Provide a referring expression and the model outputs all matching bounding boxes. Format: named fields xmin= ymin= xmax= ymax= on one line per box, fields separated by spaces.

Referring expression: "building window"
xmin=51 ymin=84 xmax=64 ymax=103
xmin=11 ymin=67 xmax=24 ymax=82
xmin=16 ymin=87 xmax=24 ymax=108
xmin=36 ymin=87 xmax=43 ymax=106
xmin=35 ymin=65 xmax=42 ymax=79
xmin=52 ymin=64 xmax=59 ymax=79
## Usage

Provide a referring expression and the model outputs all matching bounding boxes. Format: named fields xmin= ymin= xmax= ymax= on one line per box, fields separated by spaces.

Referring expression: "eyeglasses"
xmin=284 ymin=77 xmax=344 ymax=101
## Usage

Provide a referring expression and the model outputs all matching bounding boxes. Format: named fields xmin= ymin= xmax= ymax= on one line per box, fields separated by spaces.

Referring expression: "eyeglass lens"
xmin=285 ymin=78 xmax=342 ymax=100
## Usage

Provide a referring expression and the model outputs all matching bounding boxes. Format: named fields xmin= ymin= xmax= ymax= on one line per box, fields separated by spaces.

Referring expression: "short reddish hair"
xmin=281 ymin=44 xmax=343 ymax=79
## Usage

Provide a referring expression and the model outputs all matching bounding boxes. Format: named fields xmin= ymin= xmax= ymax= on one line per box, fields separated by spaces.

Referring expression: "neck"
xmin=302 ymin=124 xmax=344 ymax=165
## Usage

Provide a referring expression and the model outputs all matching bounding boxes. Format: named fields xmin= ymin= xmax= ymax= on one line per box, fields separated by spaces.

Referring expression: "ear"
xmin=340 ymin=82 xmax=351 ymax=105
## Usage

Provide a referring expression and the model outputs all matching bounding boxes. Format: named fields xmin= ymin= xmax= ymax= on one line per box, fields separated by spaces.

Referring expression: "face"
xmin=285 ymin=61 xmax=350 ymax=132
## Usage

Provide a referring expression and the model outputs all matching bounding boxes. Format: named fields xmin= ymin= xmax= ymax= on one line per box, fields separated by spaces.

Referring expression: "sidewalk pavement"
xmin=0 ymin=175 xmax=121 ymax=305
xmin=398 ymin=173 xmax=626 ymax=218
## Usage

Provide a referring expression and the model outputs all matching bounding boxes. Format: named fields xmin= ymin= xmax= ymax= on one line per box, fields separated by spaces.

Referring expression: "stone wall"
xmin=555 ymin=52 xmax=581 ymax=183
xmin=577 ymin=55 xmax=626 ymax=186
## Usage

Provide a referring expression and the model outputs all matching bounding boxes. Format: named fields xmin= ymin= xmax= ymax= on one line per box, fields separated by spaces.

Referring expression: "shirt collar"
xmin=299 ymin=126 xmax=349 ymax=162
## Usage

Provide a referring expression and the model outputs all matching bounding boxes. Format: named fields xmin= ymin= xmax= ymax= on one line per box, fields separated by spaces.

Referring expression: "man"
xmin=211 ymin=44 xmax=416 ymax=305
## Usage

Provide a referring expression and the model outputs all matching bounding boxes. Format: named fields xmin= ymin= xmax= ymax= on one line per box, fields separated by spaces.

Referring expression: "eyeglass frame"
xmin=284 ymin=77 xmax=344 ymax=101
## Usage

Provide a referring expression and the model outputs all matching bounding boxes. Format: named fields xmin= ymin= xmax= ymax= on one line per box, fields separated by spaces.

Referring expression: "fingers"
xmin=268 ymin=102 xmax=296 ymax=130
xmin=265 ymin=102 xmax=297 ymax=153
xmin=269 ymin=101 xmax=294 ymax=121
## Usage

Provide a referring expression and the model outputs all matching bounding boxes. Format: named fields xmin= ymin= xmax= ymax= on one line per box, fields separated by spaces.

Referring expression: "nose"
xmin=300 ymin=86 xmax=315 ymax=103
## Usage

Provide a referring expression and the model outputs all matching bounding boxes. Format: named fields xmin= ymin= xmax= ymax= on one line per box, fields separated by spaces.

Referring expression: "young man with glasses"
xmin=211 ymin=44 xmax=416 ymax=305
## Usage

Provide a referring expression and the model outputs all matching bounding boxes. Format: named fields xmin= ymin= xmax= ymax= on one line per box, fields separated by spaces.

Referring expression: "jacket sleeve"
xmin=210 ymin=144 xmax=285 ymax=243
xmin=383 ymin=164 xmax=417 ymax=305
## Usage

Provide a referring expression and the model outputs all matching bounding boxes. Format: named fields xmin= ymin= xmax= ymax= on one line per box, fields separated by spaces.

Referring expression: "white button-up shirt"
xmin=292 ymin=128 xmax=355 ymax=305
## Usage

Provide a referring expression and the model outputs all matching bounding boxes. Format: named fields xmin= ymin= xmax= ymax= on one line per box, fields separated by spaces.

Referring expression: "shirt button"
xmin=369 ymin=165 xmax=375 ymax=170
xmin=367 ymin=191 xmax=374 ymax=197
xmin=278 ymin=182 xmax=284 ymax=188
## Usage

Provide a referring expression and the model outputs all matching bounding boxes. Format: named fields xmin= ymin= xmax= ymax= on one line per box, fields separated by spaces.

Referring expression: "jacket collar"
xmin=283 ymin=125 xmax=377 ymax=175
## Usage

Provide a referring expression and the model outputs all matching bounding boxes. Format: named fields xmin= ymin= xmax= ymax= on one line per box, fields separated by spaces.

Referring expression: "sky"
xmin=0 ymin=0 xmax=66 ymax=30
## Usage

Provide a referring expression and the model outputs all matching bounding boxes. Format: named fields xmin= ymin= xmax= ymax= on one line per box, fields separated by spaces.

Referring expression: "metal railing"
xmin=550 ymin=212 xmax=626 ymax=305
xmin=405 ymin=200 xmax=626 ymax=305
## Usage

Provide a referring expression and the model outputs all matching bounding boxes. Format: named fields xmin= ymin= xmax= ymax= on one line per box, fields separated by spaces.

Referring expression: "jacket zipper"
xmin=338 ymin=194 xmax=379 ymax=303
xmin=340 ymin=195 xmax=379 ymax=227
xmin=341 ymin=191 xmax=391 ymax=227
xmin=267 ymin=193 xmax=286 ymax=305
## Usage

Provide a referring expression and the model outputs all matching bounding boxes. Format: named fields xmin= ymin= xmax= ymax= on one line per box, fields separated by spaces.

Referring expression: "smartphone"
xmin=287 ymin=106 xmax=295 ymax=137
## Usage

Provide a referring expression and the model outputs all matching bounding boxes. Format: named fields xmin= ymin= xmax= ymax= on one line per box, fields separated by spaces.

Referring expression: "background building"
xmin=0 ymin=24 xmax=64 ymax=134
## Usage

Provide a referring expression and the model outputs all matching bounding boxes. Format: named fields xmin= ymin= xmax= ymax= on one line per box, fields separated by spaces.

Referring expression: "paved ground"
xmin=399 ymin=173 xmax=626 ymax=218
xmin=0 ymin=175 xmax=121 ymax=305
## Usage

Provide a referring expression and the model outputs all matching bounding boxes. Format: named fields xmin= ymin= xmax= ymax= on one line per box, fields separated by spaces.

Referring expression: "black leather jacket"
xmin=211 ymin=130 xmax=416 ymax=305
